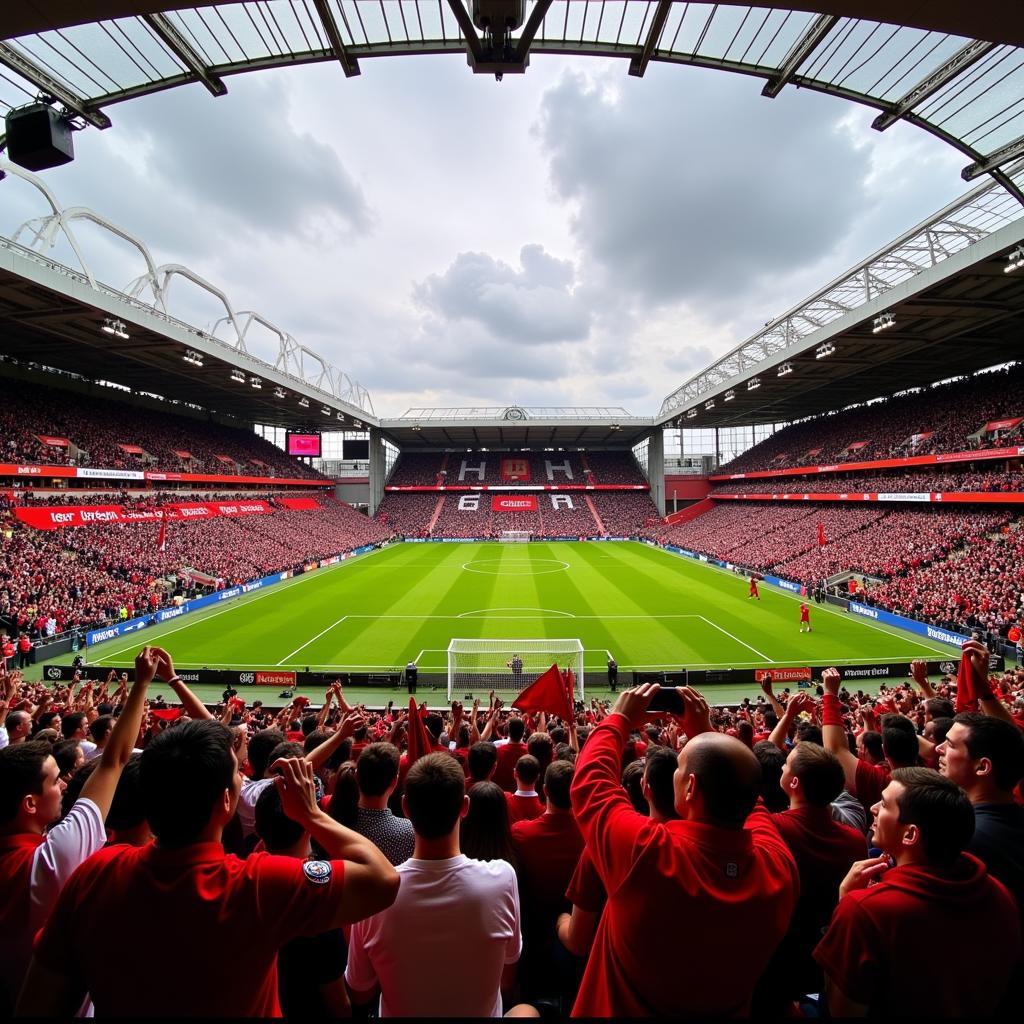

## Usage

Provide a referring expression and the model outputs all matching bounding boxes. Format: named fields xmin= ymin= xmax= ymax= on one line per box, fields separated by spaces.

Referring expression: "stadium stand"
xmin=590 ymin=491 xmax=660 ymax=535
xmin=0 ymin=380 xmax=325 ymax=479
xmin=374 ymin=492 xmax=439 ymax=536
xmin=712 ymin=467 xmax=1024 ymax=494
xmin=536 ymin=497 xmax=599 ymax=537
xmin=718 ymin=364 xmax=1024 ymax=473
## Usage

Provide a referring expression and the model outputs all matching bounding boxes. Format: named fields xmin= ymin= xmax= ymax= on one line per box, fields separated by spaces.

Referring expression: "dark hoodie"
xmin=814 ymin=853 xmax=1021 ymax=1015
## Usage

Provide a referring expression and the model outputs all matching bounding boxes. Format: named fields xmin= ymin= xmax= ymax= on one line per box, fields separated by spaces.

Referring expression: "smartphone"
xmin=647 ymin=688 xmax=686 ymax=714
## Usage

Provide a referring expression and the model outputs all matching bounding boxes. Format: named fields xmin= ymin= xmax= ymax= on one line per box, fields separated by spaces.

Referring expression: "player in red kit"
xmin=799 ymin=603 xmax=812 ymax=633
xmin=749 ymin=576 xmax=760 ymax=601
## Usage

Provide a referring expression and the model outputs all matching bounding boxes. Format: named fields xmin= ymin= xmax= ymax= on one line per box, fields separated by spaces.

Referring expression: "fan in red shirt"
xmin=815 ymin=768 xmax=1021 ymax=1016
xmin=493 ymin=717 xmax=529 ymax=792
xmin=512 ymin=760 xmax=584 ymax=995
xmin=505 ymin=755 xmax=545 ymax=825
xmin=569 ymin=683 xmax=799 ymax=1017
xmin=754 ymin=741 xmax=866 ymax=1013
xmin=18 ymin=721 xmax=400 ymax=1017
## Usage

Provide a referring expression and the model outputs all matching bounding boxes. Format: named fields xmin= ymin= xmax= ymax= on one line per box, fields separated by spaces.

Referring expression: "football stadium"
xmin=2 ymin=1 xmax=1024 ymax=1019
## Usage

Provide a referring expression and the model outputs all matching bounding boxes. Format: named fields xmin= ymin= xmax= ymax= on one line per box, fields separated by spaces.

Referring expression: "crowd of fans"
xmin=719 ymin=364 xmax=1024 ymax=474
xmin=590 ymin=491 xmax=660 ymax=535
xmin=1 ymin=641 xmax=1021 ymax=1017
xmin=0 ymin=379 xmax=324 ymax=479
xmin=711 ymin=467 xmax=1024 ymax=494
xmin=0 ymin=494 xmax=390 ymax=640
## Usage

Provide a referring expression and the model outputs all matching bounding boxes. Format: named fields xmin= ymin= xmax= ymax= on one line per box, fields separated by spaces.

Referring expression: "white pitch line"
xmin=277 ymin=616 xmax=348 ymax=665
xmin=698 ymin=616 xmax=774 ymax=663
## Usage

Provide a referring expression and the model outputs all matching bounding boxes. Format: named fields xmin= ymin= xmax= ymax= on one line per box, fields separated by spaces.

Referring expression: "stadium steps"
xmin=427 ymin=494 xmax=445 ymax=534
xmin=585 ymin=495 xmax=606 ymax=533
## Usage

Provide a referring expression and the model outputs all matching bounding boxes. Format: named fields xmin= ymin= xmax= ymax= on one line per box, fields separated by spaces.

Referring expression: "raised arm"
xmin=820 ymin=668 xmax=860 ymax=794
xmin=909 ymin=658 xmax=936 ymax=699
xmin=304 ymin=712 xmax=360 ymax=771
xmin=962 ymin=639 xmax=1016 ymax=725
xmin=154 ymin=648 xmax=212 ymax=721
xmin=768 ymin=692 xmax=813 ymax=752
xmin=759 ymin=677 xmax=786 ymax=719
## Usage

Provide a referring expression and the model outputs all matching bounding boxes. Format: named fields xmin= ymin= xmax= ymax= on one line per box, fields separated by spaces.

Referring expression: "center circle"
xmin=462 ymin=558 xmax=570 ymax=576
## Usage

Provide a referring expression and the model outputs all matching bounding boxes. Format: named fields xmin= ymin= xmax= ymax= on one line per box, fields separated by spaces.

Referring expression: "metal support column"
xmin=367 ymin=427 xmax=386 ymax=517
xmin=648 ymin=430 xmax=666 ymax=517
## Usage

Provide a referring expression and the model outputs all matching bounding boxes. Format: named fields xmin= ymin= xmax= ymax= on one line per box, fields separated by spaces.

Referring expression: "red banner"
xmin=713 ymin=492 xmax=1024 ymax=505
xmin=214 ymin=454 xmax=236 ymax=465
xmin=35 ymin=435 xmax=69 ymax=447
xmin=501 ymin=457 xmax=531 ymax=482
xmin=710 ymin=444 xmax=1024 ymax=482
xmin=279 ymin=497 xmax=319 ymax=510
xmin=805 ymin=448 xmax=822 ymax=457
xmin=385 ymin=484 xmax=649 ymax=492
xmin=846 ymin=441 xmax=869 ymax=451
xmin=754 ymin=667 xmax=811 ymax=684
xmin=117 ymin=444 xmax=145 ymax=454
xmin=492 ymin=495 xmax=538 ymax=512
xmin=254 ymin=671 xmax=296 ymax=687
xmin=172 ymin=450 xmax=192 ymax=458
xmin=14 ymin=500 xmax=274 ymax=530
xmin=985 ymin=417 xmax=1022 ymax=432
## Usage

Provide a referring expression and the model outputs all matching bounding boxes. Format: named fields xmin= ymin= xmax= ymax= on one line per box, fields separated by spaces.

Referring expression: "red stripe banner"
xmin=15 ymin=500 xmax=274 ymax=530
xmin=492 ymin=495 xmax=538 ymax=511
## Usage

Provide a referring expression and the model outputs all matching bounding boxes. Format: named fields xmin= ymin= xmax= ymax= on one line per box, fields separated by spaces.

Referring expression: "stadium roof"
xmin=657 ymin=159 xmax=1024 ymax=428
xmin=378 ymin=408 xmax=652 ymax=449
xmin=1 ymin=3 xmax=1024 ymax=203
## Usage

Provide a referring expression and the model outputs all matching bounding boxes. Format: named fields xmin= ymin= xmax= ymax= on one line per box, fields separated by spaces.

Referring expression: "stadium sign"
xmin=254 ymin=671 xmax=295 ymax=686
xmin=492 ymin=495 xmax=539 ymax=511
xmin=755 ymin=667 xmax=811 ymax=684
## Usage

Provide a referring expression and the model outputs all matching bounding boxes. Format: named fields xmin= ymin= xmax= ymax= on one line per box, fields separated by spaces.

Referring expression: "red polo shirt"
xmin=815 ymin=855 xmax=1021 ymax=1015
xmin=505 ymin=792 xmax=544 ymax=825
xmin=33 ymin=842 xmax=346 ymax=1017
xmin=0 ymin=833 xmax=43 ymax=1014
xmin=570 ymin=715 xmax=799 ymax=1017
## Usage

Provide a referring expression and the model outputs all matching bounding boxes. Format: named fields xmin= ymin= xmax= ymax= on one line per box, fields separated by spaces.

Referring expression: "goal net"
xmin=499 ymin=530 xmax=532 ymax=543
xmin=447 ymin=638 xmax=585 ymax=703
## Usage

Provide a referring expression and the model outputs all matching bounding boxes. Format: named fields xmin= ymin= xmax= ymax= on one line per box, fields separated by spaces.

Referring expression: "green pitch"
xmin=78 ymin=541 xmax=959 ymax=687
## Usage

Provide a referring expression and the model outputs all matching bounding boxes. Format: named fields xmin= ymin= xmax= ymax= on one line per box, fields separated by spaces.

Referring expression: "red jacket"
xmin=570 ymin=715 xmax=799 ymax=1017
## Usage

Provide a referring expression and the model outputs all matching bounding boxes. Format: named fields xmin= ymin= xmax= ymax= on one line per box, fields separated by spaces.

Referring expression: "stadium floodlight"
xmin=815 ymin=342 xmax=836 ymax=359
xmin=321 ymin=405 xmax=332 ymax=416
xmin=724 ymin=389 xmax=735 ymax=402
xmin=353 ymin=420 xmax=363 ymax=428
xmin=610 ymin=424 xmax=621 ymax=431
xmin=102 ymin=318 xmax=128 ymax=340
xmin=336 ymin=412 xmax=344 ymax=421
xmin=273 ymin=386 xmax=286 ymax=399
xmin=686 ymin=409 xmax=698 ymax=419
xmin=777 ymin=362 xmax=793 ymax=377
xmin=747 ymin=377 xmax=761 ymax=391
xmin=1005 ymin=246 xmax=1024 ymax=273
xmin=872 ymin=312 xmax=895 ymax=334
xmin=229 ymin=369 xmax=246 ymax=383
xmin=412 ymin=424 xmax=421 ymax=431
xmin=182 ymin=348 xmax=203 ymax=367
xmin=298 ymin=397 xmax=310 ymax=408
xmin=705 ymin=399 xmax=715 ymax=410
xmin=249 ymin=376 xmax=262 ymax=389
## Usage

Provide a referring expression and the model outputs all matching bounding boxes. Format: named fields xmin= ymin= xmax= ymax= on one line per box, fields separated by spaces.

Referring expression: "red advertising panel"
xmin=286 ymin=432 xmax=322 ymax=457
xmin=501 ymin=457 xmax=531 ymax=482
xmin=14 ymin=500 xmax=273 ymax=530
xmin=254 ymin=671 xmax=296 ymax=687
xmin=492 ymin=495 xmax=538 ymax=512
xmin=754 ymin=667 xmax=812 ymax=684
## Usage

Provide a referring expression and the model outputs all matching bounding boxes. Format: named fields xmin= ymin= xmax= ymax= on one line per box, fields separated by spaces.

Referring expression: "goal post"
xmin=447 ymin=638 xmax=585 ymax=703
xmin=499 ymin=530 xmax=532 ymax=543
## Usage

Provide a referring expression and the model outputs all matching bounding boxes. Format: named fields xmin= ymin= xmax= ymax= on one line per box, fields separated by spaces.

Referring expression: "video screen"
xmin=286 ymin=432 xmax=321 ymax=457
xmin=343 ymin=439 xmax=370 ymax=460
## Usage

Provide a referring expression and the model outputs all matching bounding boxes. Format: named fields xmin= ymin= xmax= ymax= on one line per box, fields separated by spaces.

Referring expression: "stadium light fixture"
xmin=724 ymin=389 xmax=735 ymax=402
xmin=412 ymin=424 xmax=421 ymax=431
xmin=250 ymin=376 xmax=262 ymax=389
xmin=298 ymin=397 xmax=309 ymax=408
xmin=229 ymin=369 xmax=246 ymax=383
xmin=747 ymin=377 xmax=761 ymax=391
xmin=686 ymin=409 xmax=698 ymax=419
xmin=1005 ymin=246 xmax=1024 ymax=273
xmin=872 ymin=312 xmax=895 ymax=334
xmin=321 ymin=405 xmax=332 ymax=416
xmin=815 ymin=342 xmax=836 ymax=359
xmin=102 ymin=318 xmax=128 ymax=340
xmin=182 ymin=348 xmax=203 ymax=367
xmin=273 ymin=387 xmax=286 ymax=399
xmin=337 ymin=412 xmax=344 ymax=421
xmin=777 ymin=362 xmax=793 ymax=377
xmin=353 ymin=420 xmax=363 ymax=429
xmin=704 ymin=399 xmax=715 ymax=410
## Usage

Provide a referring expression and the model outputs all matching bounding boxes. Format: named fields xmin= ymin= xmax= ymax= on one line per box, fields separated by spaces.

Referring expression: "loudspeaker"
xmin=5 ymin=104 xmax=74 ymax=171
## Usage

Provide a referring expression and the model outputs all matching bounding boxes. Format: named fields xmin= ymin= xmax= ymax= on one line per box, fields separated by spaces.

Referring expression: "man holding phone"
xmin=569 ymin=683 xmax=798 ymax=1016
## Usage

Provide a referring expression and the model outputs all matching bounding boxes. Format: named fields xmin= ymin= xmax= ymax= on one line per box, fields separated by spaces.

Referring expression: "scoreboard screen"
xmin=286 ymin=432 xmax=321 ymax=457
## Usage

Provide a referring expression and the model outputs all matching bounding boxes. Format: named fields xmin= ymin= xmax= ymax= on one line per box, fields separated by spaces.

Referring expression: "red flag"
xmin=817 ymin=521 xmax=827 ymax=547
xmin=151 ymin=707 xmax=182 ymax=722
xmin=157 ymin=518 xmax=167 ymax=552
xmin=955 ymin=649 xmax=987 ymax=714
xmin=513 ymin=663 xmax=573 ymax=720
xmin=405 ymin=697 xmax=432 ymax=765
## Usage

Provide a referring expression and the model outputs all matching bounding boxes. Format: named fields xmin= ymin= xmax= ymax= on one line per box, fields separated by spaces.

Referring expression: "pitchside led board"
xmin=286 ymin=432 xmax=322 ymax=458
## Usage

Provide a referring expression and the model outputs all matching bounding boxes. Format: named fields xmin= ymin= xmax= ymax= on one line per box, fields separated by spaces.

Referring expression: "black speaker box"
xmin=5 ymin=104 xmax=74 ymax=171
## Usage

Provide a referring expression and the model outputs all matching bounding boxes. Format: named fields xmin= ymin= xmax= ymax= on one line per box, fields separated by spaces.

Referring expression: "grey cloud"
xmin=414 ymin=245 xmax=590 ymax=344
xmin=534 ymin=67 xmax=873 ymax=309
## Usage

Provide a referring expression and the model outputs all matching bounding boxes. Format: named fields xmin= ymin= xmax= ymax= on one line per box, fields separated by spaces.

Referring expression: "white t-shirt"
xmin=346 ymin=854 xmax=521 ymax=1017
xmin=237 ymin=777 xmax=274 ymax=836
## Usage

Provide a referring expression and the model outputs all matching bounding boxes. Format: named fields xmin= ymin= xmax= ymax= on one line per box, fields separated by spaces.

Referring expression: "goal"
xmin=499 ymin=530 xmax=532 ymax=543
xmin=447 ymin=638 xmax=585 ymax=702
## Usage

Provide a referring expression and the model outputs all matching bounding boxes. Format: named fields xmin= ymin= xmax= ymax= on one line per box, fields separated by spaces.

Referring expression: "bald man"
xmin=569 ymin=684 xmax=799 ymax=1017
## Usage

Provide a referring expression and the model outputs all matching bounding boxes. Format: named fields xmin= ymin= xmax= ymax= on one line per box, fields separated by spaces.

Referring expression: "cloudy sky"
xmin=1 ymin=53 xmax=969 ymax=416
